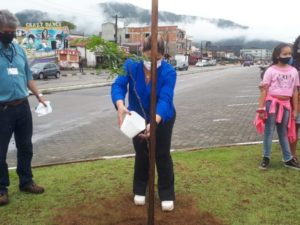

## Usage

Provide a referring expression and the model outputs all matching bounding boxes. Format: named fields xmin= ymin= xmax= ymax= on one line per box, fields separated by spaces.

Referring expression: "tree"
xmin=75 ymin=36 xmax=129 ymax=75
xmin=61 ymin=21 xmax=76 ymax=30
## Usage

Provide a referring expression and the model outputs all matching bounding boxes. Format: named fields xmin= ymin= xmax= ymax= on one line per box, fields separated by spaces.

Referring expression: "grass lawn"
xmin=1 ymin=144 xmax=300 ymax=225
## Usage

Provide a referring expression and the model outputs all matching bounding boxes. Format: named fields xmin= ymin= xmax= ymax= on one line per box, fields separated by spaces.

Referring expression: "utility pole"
xmin=112 ymin=14 xmax=124 ymax=44
xmin=148 ymin=0 xmax=158 ymax=224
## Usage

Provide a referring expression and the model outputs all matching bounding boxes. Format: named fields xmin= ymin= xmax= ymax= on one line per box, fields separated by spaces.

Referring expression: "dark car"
xmin=31 ymin=63 xmax=60 ymax=79
xmin=243 ymin=60 xmax=253 ymax=67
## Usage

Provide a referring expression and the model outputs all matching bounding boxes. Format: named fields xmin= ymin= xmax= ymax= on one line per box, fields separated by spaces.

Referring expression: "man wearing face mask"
xmin=111 ymin=35 xmax=177 ymax=211
xmin=0 ymin=10 xmax=46 ymax=206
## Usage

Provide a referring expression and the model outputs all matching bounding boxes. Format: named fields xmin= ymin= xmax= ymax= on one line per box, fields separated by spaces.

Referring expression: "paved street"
xmin=7 ymin=65 xmax=265 ymax=167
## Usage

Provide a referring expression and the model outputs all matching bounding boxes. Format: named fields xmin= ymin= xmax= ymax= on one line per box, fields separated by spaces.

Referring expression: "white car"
xmin=195 ymin=59 xmax=217 ymax=67
xmin=195 ymin=60 xmax=208 ymax=67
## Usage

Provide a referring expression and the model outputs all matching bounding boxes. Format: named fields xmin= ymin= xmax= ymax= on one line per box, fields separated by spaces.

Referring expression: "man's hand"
xmin=37 ymin=94 xmax=47 ymax=107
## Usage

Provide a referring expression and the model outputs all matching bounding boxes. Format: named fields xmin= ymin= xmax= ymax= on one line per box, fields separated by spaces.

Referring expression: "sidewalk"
xmin=37 ymin=69 xmax=113 ymax=93
xmin=37 ymin=64 xmax=240 ymax=94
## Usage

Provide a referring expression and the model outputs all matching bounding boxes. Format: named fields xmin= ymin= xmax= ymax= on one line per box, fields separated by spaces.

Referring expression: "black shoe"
xmin=259 ymin=157 xmax=270 ymax=170
xmin=20 ymin=182 xmax=45 ymax=194
xmin=284 ymin=158 xmax=300 ymax=171
xmin=0 ymin=192 xmax=9 ymax=206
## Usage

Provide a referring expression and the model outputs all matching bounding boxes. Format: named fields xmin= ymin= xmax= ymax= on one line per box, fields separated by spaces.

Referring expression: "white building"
xmin=69 ymin=33 xmax=97 ymax=67
xmin=101 ymin=22 xmax=129 ymax=46
xmin=240 ymin=48 xmax=272 ymax=60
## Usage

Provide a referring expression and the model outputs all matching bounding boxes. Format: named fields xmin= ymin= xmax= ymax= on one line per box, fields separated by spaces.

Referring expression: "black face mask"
xmin=278 ymin=57 xmax=291 ymax=64
xmin=0 ymin=32 xmax=16 ymax=45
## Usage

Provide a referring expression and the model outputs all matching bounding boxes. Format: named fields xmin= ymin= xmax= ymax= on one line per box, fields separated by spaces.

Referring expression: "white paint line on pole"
xmin=236 ymin=95 xmax=259 ymax=98
xmin=228 ymin=103 xmax=258 ymax=107
xmin=213 ymin=119 xmax=230 ymax=122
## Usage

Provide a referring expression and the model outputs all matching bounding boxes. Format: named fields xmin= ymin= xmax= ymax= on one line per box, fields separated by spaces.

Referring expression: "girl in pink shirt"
xmin=256 ymin=43 xmax=300 ymax=170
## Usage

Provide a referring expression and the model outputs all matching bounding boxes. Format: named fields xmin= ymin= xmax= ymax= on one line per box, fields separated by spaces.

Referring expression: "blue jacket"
xmin=111 ymin=59 xmax=176 ymax=122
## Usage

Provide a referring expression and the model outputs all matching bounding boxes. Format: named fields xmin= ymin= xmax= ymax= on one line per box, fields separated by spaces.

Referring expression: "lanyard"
xmin=1 ymin=44 xmax=16 ymax=66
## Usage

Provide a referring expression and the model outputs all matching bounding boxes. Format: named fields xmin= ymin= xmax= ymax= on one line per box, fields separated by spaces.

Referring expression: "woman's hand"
xmin=256 ymin=108 xmax=266 ymax=120
xmin=116 ymin=100 xmax=130 ymax=127
xmin=259 ymin=112 xmax=265 ymax=119
xmin=139 ymin=123 xmax=150 ymax=139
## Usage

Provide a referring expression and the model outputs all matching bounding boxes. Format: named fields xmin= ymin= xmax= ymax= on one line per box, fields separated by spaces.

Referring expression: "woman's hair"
xmin=28 ymin=34 xmax=35 ymax=41
xmin=56 ymin=34 xmax=62 ymax=40
xmin=42 ymin=29 xmax=48 ymax=39
xmin=293 ymin=35 xmax=300 ymax=58
xmin=142 ymin=35 xmax=165 ymax=55
xmin=271 ymin=43 xmax=291 ymax=64
xmin=0 ymin=10 xmax=19 ymax=30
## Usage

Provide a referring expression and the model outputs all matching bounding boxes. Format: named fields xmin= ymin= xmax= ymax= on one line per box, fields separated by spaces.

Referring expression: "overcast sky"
xmin=2 ymin=0 xmax=300 ymax=43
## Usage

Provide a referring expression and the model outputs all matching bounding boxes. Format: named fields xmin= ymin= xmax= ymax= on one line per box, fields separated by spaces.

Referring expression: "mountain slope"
xmin=98 ymin=2 xmax=249 ymax=30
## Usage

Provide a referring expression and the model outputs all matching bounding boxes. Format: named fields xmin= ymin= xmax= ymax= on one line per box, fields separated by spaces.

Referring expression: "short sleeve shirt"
xmin=0 ymin=42 xmax=33 ymax=102
xmin=262 ymin=65 xmax=299 ymax=97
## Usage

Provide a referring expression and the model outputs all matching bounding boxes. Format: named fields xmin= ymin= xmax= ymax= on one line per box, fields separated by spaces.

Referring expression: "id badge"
xmin=7 ymin=68 xmax=19 ymax=75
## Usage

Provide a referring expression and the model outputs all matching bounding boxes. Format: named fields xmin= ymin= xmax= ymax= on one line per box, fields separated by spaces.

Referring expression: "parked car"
xmin=173 ymin=54 xmax=189 ymax=70
xmin=243 ymin=60 xmax=253 ymax=67
xmin=195 ymin=60 xmax=208 ymax=67
xmin=195 ymin=59 xmax=216 ymax=67
xmin=30 ymin=63 xmax=60 ymax=80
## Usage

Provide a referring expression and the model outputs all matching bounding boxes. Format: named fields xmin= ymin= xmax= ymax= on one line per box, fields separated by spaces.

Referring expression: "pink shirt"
xmin=262 ymin=65 xmax=299 ymax=97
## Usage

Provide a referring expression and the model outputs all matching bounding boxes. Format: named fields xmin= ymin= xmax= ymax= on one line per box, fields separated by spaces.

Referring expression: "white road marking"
xmin=228 ymin=103 xmax=258 ymax=107
xmin=213 ymin=119 xmax=230 ymax=122
xmin=245 ymin=86 xmax=259 ymax=88
xmin=236 ymin=95 xmax=259 ymax=98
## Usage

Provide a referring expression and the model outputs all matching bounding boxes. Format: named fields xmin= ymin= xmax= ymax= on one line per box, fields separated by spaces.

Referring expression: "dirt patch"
xmin=54 ymin=194 xmax=226 ymax=225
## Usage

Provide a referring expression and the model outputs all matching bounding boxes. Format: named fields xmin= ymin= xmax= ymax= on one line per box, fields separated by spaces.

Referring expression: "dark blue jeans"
xmin=132 ymin=114 xmax=176 ymax=201
xmin=0 ymin=100 xmax=33 ymax=193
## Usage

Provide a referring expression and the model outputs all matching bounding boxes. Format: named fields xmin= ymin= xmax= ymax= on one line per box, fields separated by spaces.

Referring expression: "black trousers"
xmin=132 ymin=114 xmax=176 ymax=201
xmin=0 ymin=100 xmax=33 ymax=193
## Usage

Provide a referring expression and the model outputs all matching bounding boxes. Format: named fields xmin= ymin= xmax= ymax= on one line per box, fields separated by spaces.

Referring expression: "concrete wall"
xmin=101 ymin=23 xmax=115 ymax=42
xmin=76 ymin=47 xmax=96 ymax=67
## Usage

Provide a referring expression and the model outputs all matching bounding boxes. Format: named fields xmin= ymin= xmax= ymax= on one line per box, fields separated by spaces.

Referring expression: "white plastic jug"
xmin=120 ymin=111 xmax=146 ymax=138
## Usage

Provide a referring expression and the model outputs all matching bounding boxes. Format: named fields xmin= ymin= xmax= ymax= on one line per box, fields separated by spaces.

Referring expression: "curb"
xmin=7 ymin=140 xmax=277 ymax=170
xmin=39 ymin=82 xmax=113 ymax=94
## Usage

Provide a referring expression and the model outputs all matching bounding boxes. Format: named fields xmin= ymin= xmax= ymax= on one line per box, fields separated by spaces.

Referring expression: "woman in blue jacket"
xmin=111 ymin=35 xmax=176 ymax=211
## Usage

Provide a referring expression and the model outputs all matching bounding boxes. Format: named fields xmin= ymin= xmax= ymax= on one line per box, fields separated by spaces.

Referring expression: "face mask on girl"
xmin=278 ymin=57 xmax=291 ymax=64
xmin=144 ymin=59 xmax=162 ymax=70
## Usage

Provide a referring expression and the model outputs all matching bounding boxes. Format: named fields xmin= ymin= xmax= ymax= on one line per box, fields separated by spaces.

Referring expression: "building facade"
xmin=101 ymin=23 xmax=191 ymax=56
xmin=240 ymin=48 xmax=272 ymax=61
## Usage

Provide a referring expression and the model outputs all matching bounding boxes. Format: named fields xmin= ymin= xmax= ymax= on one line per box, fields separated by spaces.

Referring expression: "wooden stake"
xmin=148 ymin=0 xmax=158 ymax=225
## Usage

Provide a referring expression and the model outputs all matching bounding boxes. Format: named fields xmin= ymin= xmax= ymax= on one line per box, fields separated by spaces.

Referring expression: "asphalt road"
xmin=7 ymin=65 xmax=264 ymax=167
